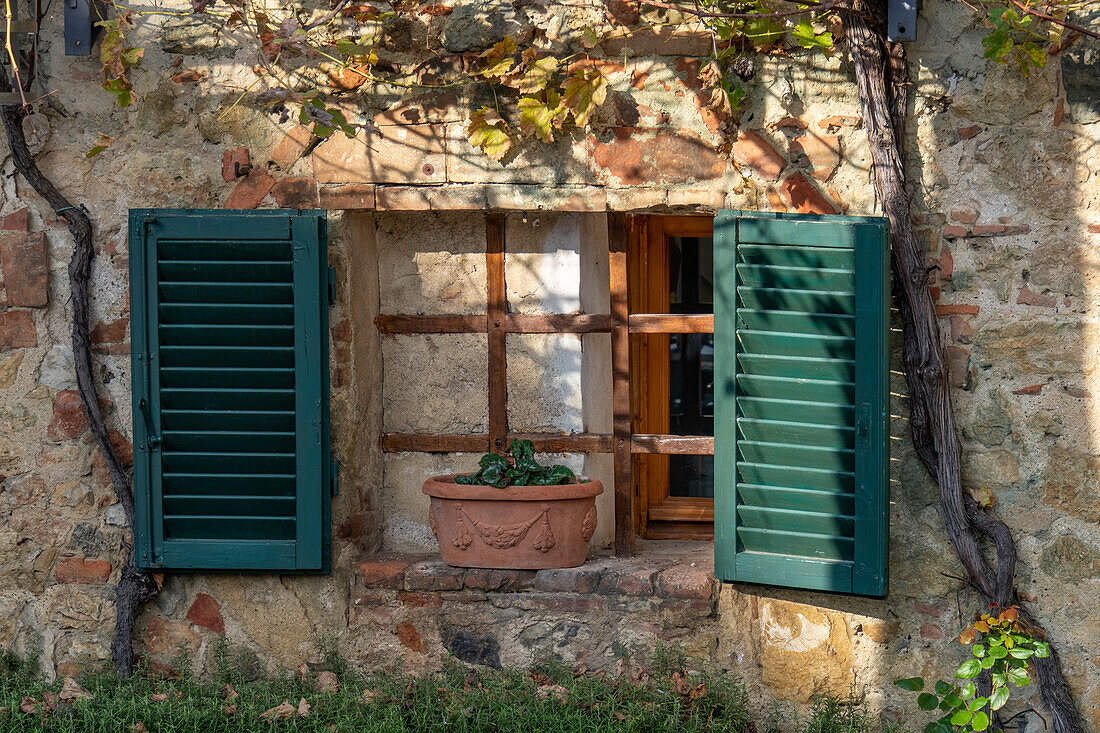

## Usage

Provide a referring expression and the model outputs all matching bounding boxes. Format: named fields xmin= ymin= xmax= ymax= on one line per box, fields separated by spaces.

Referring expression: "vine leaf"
xmin=561 ymin=68 xmax=607 ymax=127
xmin=512 ymin=52 xmax=559 ymax=94
xmin=478 ymin=37 xmax=517 ymax=78
xmin=467 ymin=106 xmax=513 ymax=162
xmin=792 ymin=19 xmax=834 ymax=49
xmin=517 ymin=94 xmax=565 ymax=143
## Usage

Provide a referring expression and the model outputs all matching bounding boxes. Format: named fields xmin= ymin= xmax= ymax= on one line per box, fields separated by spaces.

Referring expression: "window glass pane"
xmin=668 ymin=235 xmax=714 ymax=498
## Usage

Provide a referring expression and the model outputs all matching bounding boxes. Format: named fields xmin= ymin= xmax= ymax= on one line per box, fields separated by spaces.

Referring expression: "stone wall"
xmin=0 ymin=0 xmax=1097 ymax=728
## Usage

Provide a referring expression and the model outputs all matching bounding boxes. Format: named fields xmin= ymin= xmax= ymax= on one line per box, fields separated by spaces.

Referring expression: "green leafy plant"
xmin=895 ymin=605 xmax=1050 ymax=733
xmin=454 ymin=439 xmax=581 ymax=488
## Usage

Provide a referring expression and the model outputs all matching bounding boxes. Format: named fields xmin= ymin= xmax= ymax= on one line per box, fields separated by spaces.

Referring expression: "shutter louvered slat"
xmin=715 ymin=211 xmax=889 ymax=596
xmin=131 ymin=210 xmax=329 ymax=572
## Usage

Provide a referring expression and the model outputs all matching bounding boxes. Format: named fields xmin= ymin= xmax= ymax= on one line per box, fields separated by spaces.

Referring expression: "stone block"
xmin=272 ymin=178 xmax=320 ymax=208
xmin=319 ymin=184 xmax=376 ymax=210
xmin=312 ymin=124 xmax=446 ymax=185
xmin=376 ymin=185 xmax=486 ymax=211
xmin=143 ymin=616 xmax=201 ymax=657
xmin=54 ymin=557 xmax=111 ymax=584
xmin=90 ymin=318 xmax=128 ymax=345
xmin=374 ymin=92 xmax=462 ymax=126
xmin=0 ymin=232 xmax=48 ymax=307
xmin=597 ymin=564 xmax=658 ymax=596
xmin=0 ymin=207 xmax=29 ymax=231
xmin=0 ymin=350 xmax=22 ymax=388
xmin=440 ymin=626 xmax=501 ymax=668
xmin=463 ymin=568 xmax=536 ymax=592
xmin=186 ymin=593 xmax=225 ymax=634
xmin=533 ymin=566 xmax=603 ymax=594
xmin=655 ymin=566 xmax=716 ymax=599
xmin=270 ymin=126 xmax=314 ymax=168
xmin=598 ymin=28 xmax=711 ymax=56
xmin=404 ymin=559 xmax=464 ymax=591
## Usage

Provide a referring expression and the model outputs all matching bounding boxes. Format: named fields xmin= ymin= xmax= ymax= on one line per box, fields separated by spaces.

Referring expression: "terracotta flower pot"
xmin=423 ymin=474 xmax=603 ymax=570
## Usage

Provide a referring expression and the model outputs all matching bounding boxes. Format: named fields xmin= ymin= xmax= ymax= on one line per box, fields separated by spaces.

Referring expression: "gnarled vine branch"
xmin=845 ymin=2 xmax=1085 ymax=730
xmin=0 ymin=71 xmax=159 ymax=677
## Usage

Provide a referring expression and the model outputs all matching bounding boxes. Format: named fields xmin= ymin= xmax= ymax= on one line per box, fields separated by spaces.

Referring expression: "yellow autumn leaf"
xmin=561 ymin=68 xmax=607 ymax=128
xmin=468 ymin=107 xmax=513 ymax=162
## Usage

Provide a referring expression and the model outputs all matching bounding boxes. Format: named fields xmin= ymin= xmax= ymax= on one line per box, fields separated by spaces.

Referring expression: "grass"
xmin=0 ymin=644 xmax=907 ymax=733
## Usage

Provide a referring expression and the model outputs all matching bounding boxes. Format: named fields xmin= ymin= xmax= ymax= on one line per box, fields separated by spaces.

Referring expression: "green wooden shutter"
xmin=714 ymin=210 xmax=889 ymax=596
xmin=130 ymin=210 xmax=331 ymax=572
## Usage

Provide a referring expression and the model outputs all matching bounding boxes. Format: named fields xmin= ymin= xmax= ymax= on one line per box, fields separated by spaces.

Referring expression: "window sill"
xmin=353 ymin=541 xmax=716 ymax=617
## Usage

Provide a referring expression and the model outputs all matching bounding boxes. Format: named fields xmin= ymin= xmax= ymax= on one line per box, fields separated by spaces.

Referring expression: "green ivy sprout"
xmin=454 ymin=439 xmax=583 ymax=488
xmin=895 ymin=605 xmax=1051 ymax=733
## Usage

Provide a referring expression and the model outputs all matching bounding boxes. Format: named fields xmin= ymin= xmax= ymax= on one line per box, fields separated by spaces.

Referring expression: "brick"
xmin=396 ymin=622 xmax=425 ymax=652
xmin=1017 ymin=287 xmax=1057 ymax=308
xmin=440 ymin=591 xmax=488 ymax=603
xmin=732 ymin=131 xmax=785 ymax=180
xmin=938 ymin=244 xmax=953 ymax=281
xmin=606 ymin=0 xmax=639 ymax=24
xmin=221 ymin=147 xmax=251 ymax=182
xmin=957 ymin=125 xmax=981 ymax=139
xmin=790 ymin=134 xmax=840 ymax=181
xmin=224 ymin=169 xmax=275 ymax=209
xmin=358 ymin=557 xmax=418 ymax=589
xmin=1054 ymin=97 xmax=1065 ymax=126
xmin=943 ymin=225 xmax=969 ymax=238
xmin=405 ymin=559 xmax=464 ymax=591
xmin=398 ymin=591 xmax=442 ymax=607
xmin=771 ymin=116 xmax=808 ymax=130
xmin=110 ymin=428 xmax=134 ymax=469
xmin=463 ymin=568 xmax=536 ymax=592
xmin=945 ymin=345 xmax=970 ymax=389
xmin=327 ymin=64 xmax=369 ymax=91
xmin=597 ymin=564 xmax=658 ymax=596
xmin=818 ymin=115 xmax=862 ymax=129
xmin=0 ymin=232 xmax=48 ymax=307
xmin=779 ymin=172 xmax=837 ymax=215
xmin=972 ymin=224 xmax=1030 ymax=237
xmin=270 ymin=126 xmax=314 ymax=168
xmin=54 ymin=557 xmax=111 ymax=584
xmin=272 ymin=178 xmax=319 ymax=208
xmin=920 ymin=623 xmax=944 ymax=640
xmin=515 ymin=594 xmax=610 ymax=613
xmin=1012 ymin=384 xmax=1044 ymax=395
xmin=591 ymin=128 xmax=726 ymax=186
xmin=655 ymin=566 xmax=716 ymax=599
xmin=312 ymin=124 xmax=445 ymax=185
xmin=950 ymin=207 xmax=979 ymax=225
xmin=48 ymin=389 xmax=89 ymax=441
xmin=0 ymin=207 xmax=29 ymax=231
xmin=534 ymin=566 xmax=603 ymax=594
xmin=90 ymin=318 xmax=128 ymax=344
xmin=913 ymin=601 xmax=945 ymax=617
xmin=0 ymin=310 xmax=36 ymax=350
xmin=186 ymin=593 xmax=225 ymax=634
xmin=1088 ymin=224 xmax=1100 ymax=234
xmin=950 ymin=315 xmax=972 ymax=344
xmin=319 ymin=184 xmax=376 ymax=210
xmin=935 ymin=304 xmax=980 ymax=316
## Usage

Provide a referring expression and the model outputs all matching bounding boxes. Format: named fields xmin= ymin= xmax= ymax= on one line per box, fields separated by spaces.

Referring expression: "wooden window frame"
xmin=628 ymin=215 xmax=716 ymax=540
xmin=378 ymin=212 xmax=715 ymax=557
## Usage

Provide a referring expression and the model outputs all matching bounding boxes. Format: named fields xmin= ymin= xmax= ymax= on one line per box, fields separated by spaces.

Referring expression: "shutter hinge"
xmin=330 ymin=460 xmax=340 ymax=496
xmin=327 ymin=267 xmax=337 ymax=304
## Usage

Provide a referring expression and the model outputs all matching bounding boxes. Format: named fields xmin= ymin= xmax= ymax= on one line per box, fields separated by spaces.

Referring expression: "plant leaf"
xmin=895 ymin=678 xmax=924 ymax=692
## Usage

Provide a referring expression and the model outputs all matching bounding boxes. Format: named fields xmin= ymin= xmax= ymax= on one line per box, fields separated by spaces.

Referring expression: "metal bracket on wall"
xmin=64 ymin=0 xmax=106 ymax=55
xmin=887 ymin=0 xmax=919 ymax=41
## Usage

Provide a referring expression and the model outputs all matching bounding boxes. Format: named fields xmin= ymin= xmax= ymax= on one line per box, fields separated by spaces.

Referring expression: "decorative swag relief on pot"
xmin=423 ymin=440 xmax=603 ymax=570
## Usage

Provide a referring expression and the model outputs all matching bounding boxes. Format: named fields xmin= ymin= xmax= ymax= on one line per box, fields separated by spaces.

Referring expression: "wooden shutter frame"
xmin=714 ymin=210 xmax=890 ymax=596
xmin=130 ymin=209 xmax=330 ymax=573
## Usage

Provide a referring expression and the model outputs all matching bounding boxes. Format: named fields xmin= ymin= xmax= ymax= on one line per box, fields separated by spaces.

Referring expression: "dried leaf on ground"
xmin=297 ymin=663 xmax=311 ymax=679
xmin=297 ymin=697 xmax=311 ymax=717
xmin=316 ymin=670 xmax=339 ymax=693
xmin=59 ymin=678 xmax=92 ymax=701
xmin=361 ymin=688 xmax=377 ymax=703
xmin=224 ymin=704 xmax=238 ymax=716
xmin=19 ymin=697 xmax=38 ymax=714
xmin=536 ymin=684 xmax=568 ymax=703
xmin=130 ymin=723 xmax=149 ymax=733
xmin=260 ymin=700 xmax=297 ymax=720
xmin=223 ymin=683 xmax=238 ymax=701
xmin=150 ymin=693 xmax=168 ymax=702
